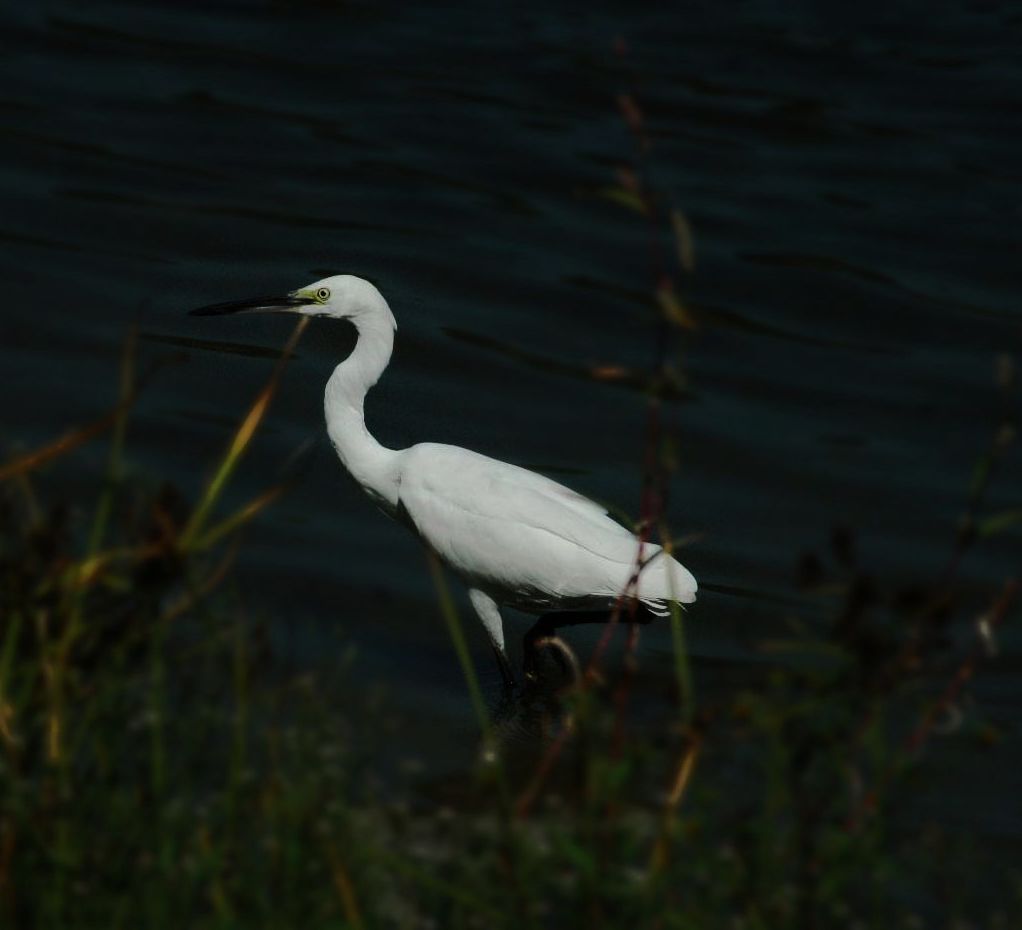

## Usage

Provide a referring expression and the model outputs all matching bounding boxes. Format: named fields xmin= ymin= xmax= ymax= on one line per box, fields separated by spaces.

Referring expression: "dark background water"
xmin=2 ymin=0 xmax=1019 ymax=843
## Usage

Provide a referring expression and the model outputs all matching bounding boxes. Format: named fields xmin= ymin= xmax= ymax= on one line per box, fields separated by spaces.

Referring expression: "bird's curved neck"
xmin=325 ymin=306 xmax=400 ymax=513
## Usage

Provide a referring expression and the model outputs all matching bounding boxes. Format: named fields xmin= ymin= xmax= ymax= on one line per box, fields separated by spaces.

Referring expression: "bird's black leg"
xmin=522 ymin=605 xmax=658 ymax=683
xmin=522 ymin=610 xmax=605 ymax=683
xmin=492 ymin=643 xmax=517 ymax=693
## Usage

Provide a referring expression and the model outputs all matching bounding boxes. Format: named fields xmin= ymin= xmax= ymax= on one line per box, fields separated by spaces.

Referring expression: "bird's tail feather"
xmin=640 ymin=599 xmax=674 ymax=618
xmin=637 ymin=550 xmax=697 ymax=613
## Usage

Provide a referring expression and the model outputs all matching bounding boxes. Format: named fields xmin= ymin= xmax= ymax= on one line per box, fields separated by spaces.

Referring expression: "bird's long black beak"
xmin=189 ymin=295 xmax=314 ymax=317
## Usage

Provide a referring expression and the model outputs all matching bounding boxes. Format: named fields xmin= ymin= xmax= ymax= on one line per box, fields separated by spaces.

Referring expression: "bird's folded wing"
xmin=398 ymin=443 xmax=645 ymax=566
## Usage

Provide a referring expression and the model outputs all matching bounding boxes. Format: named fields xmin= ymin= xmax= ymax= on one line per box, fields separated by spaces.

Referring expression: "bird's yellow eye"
xmin=316 ymin=287 xmax=331 ymax=302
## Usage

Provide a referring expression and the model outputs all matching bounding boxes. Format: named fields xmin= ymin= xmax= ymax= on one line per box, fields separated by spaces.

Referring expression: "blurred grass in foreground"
xmin=0 ymin=312 xmax=1018 ymax=929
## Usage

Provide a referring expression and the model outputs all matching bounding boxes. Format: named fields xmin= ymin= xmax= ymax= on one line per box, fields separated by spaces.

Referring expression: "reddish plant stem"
xmin=906 ymin=576 xmax=1017 ymax=754
xmin=846 ymin=370 xmax=1016 ymax=829
xmin=516 ymin=43 xmax=692 ymax=818
xmin=847 ymin=575 xmax=1018 ymax=831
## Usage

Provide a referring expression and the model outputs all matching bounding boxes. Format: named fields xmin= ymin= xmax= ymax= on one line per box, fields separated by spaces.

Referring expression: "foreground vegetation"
xmin=1 ymin=298 xmax=1018 ymax=930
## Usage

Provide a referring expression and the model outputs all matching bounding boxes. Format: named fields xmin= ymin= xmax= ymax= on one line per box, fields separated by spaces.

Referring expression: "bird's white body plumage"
xmin=397 ymin=442 xmax=695 ymax=616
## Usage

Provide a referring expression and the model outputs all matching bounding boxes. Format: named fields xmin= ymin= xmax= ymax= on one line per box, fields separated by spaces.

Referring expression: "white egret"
xmin=192 ymin=275 xmax=697 ymax=686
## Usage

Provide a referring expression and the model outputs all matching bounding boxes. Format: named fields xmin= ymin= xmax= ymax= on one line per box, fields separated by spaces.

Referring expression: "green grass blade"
xmin=180 ymin=318 xmax=307 ymax=550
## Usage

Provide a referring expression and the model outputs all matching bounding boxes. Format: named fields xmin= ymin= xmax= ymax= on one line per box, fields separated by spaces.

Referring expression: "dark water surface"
xmin=2 ymin=0 xmax=1020 ymax=839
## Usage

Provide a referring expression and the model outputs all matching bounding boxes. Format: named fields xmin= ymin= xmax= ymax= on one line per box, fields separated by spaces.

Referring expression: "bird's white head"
xmin=191 ymin=273 xmax=395 ymax=329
